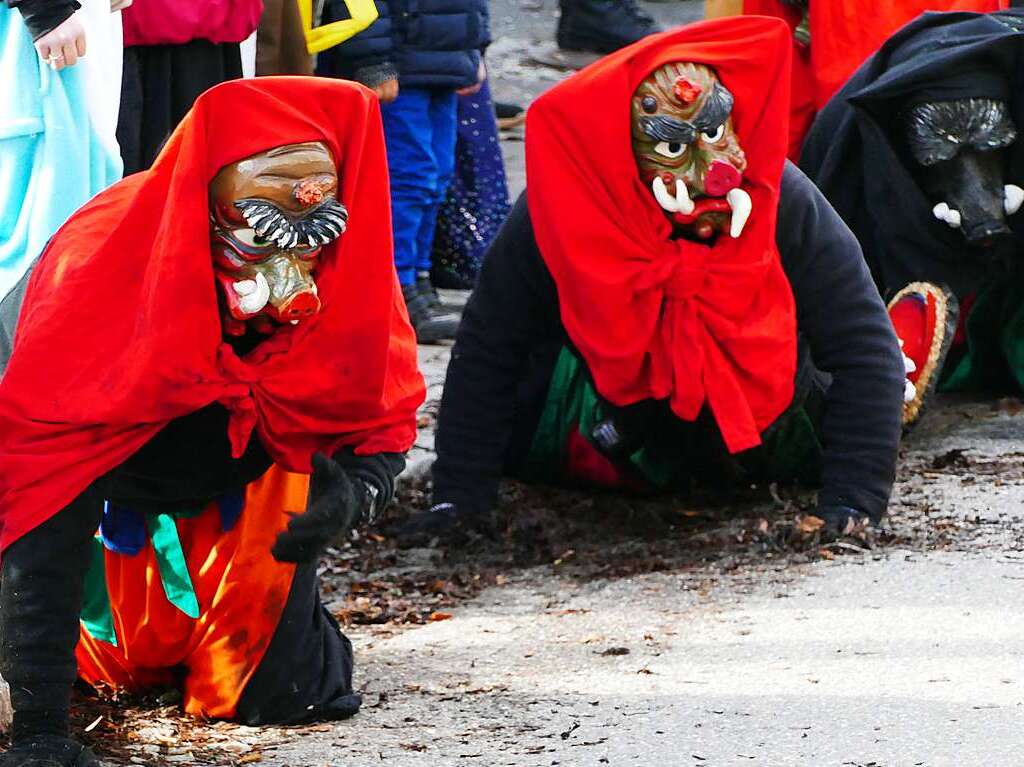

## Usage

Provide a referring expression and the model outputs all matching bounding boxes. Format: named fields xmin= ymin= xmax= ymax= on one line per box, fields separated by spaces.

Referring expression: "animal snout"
xmin=703 ymin=160 xmax=743 ymax=197
xmin=278 ymin=290 xmax=321 ymax=319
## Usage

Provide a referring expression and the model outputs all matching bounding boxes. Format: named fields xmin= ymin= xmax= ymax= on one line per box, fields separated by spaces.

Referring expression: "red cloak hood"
xmin=0 ymin=77 xmax=425 ymax=550
xmin=526 ymin=16 xmax=796 ymax=454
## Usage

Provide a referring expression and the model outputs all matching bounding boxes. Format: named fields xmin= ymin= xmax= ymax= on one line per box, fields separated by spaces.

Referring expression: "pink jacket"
xmin=122 ymin=0 xmax=264 ymax=46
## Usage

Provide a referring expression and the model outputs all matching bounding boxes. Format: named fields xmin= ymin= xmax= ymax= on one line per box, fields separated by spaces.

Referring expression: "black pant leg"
xmin=234 ymin=564 xmax=361 ymax=726
xmin=0 ymin=492 xmax=103 ymax=744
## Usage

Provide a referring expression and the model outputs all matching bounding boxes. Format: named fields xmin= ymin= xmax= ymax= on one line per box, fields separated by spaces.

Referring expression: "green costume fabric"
xmin=525 ymin=347 xmax=823 ymax=491
xmin=80 ymin=511 xmax=202 ymax=647
xmin=941 ymin=275 xmax=1024 ymax=394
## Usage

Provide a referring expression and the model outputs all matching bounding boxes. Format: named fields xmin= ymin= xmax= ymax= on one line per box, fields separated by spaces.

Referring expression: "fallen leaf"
xmin=796 ymin=515 xmax=825 ymax=535
xmin=429 ymin=611 xmax=453 ymax=622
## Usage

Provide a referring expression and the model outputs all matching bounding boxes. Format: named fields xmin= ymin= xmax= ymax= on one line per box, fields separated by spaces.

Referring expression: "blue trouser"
xmin=381 ymin=87 xmax=458 ymax=286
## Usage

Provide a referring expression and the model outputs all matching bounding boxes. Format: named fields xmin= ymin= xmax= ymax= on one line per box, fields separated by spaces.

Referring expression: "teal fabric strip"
xmin=80 ymin=538 xmax=118 ymax=646
xmin=147 ymin=513 xmax=201 ymax=620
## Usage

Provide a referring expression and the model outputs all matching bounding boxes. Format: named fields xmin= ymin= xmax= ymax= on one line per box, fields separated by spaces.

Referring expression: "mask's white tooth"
xmin=652 ymin=177 xmax=680 ymax=213
xmin=933 ymin=202 xmax=951 ymax=222
xmin=946 ymin=209 xmax=962 ymax=229
xmin=233 ymin=279 xmax=257 ymax=297
xmin=903 ymin=353 xmax=917 ymax=374
xmin=1005 ymin=184 xmax=1024 ymax=215
xmin=726 ymin=188 xmax=753 ymax=238
xmin=290 ymin=319 xmax=299 ymax=325
xmin=904 ymin=379 xmax=917 ymax=404
xmin=674 ymin=179 xmax=695 ymax=215
xmin=238 ymin=272 xmax=270 ymax=314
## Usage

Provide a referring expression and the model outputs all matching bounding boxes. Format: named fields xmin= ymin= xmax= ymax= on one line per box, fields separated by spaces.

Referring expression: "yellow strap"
xmin=299 ymin=0 xmax=380 ymax=54
xmin=704 ymin=0 xmax=744 ymax=18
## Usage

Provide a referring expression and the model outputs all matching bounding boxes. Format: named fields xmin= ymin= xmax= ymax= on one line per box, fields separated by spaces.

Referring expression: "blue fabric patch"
xmin=217 ymin=491 xmax=245 ymax=532
xmin=99 ymin=501 xmax=147 ymax=555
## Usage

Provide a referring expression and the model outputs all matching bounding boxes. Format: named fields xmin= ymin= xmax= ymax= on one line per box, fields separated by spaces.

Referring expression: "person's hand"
xmin=456 ymin=59 xmax=486 ymax=97
xmin=111 ymin=0 xmax=134 ymax=11
xmin=385 ymin=503 xmax=492 ymax=548
xmin=272 ymin=452 xmax=370 ymax=563
xmin=808 ymin=505 xmax=872 ymax=540
xmin=34 ymin=12 xmax=86 ymax=71
xmin=372 ymin=78 xmax=399 ymax=104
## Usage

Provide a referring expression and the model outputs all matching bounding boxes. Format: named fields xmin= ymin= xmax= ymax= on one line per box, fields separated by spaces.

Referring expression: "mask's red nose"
xmin=278 ymin=290 xmax=321 ymax=320
xmin=704 ymin=160 xmax=743 ymax=197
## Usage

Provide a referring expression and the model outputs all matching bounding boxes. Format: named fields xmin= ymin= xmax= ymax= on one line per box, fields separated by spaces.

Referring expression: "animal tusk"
xmin=238 ymin=272 xmax=270 ymax=315
xmin=932 ymin=202 xmax=961 ymax=228
xmin=233 ymin=279 xmax=257 ymax=297
xmin=1005 ymin=184 xmax=1024 ymax=216
xmin=652 ymin=177 xmax=679 ymax=213
xmin=904 ymin=379 xmax=917 ymax=404
xmin=674 ymin=179 xmax=695 ymax=215
xmin=726 ymin=188 xmax=752 ymax=238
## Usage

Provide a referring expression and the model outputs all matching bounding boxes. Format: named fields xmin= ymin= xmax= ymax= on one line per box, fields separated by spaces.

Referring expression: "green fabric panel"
xmin=147 ymin=513 xmax=201 ymax=620
xmin=524 ymin=347 xmax=591 ymax=482
xmin=942 ymin=276 xmax=1024 ymax=394
xmin=524 ymin=346 xmax=823 ymax=490
xmin=80 ymin=538 xmax=118 ymax=647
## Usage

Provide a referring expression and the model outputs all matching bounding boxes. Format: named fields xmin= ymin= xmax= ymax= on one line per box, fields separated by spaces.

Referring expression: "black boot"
xmin=402 ymin=284 xmax=460 ymax=344
xmin=0 ymin=735 xmax=100 ymax=767
xmin=557 ymin=0 xmax=661 ymax=54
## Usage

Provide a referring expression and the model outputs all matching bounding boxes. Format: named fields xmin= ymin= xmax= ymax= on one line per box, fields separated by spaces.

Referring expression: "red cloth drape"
xmin=526 ymin=16 xmax=797 ymax=454
xmin=0 ymin=77 xmax=425 ymax=550
xmin=744 ymin=0 xmax=1009 ymax=157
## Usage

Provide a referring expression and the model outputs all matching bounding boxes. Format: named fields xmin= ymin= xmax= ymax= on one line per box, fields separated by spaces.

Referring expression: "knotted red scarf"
xmin=526 ymin=16 xmax=796 ymax=454
xmin=0 ymin=77 xmax=425 ymax=550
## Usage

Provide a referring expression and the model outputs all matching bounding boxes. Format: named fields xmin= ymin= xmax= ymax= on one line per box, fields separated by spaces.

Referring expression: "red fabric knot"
xmin=218 ymin=388 xmax=258 ymax=458
xmin=636 ymin=255 xmax=709 ymax=302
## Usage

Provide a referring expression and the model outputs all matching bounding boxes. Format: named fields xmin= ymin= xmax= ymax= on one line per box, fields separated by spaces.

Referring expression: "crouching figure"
xmin=802 ymin=10 xmax=1024 ymax=425
xmin=402 ymin=19 xmax=905 ymax=546
xmin=0 ymin=78 xmax=424 ymax=766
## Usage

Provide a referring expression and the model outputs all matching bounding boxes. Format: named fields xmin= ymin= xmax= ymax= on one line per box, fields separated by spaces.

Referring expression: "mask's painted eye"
xmin=654 ymin=141 xmax=687 ymax=159
xmin=233 ymin=228 xmax=270 ymax=248
xmin=701 ymin=124 xmax=726 ymax=144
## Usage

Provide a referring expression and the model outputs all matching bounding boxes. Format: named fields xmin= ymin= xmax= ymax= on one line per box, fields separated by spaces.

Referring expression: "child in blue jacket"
xmin=318 ymin=0 xmax=489 ymax=343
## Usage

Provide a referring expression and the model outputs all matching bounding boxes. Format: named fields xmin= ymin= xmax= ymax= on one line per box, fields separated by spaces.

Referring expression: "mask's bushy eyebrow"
xmin=235 ymin=196 xmax=349 ymax=248
xmin=905 ymin=98 xmax=1017 ymax=166
xmin=693 ymin=83 xmax=734 ymax=132
xmin=640 ymin=116 xmax=697 ymax=144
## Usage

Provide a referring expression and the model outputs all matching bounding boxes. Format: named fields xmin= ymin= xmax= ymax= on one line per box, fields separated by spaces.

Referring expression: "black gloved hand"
xmin=0 ymin=735 xmax=99 ymax=767
xmin=809 ymin=505 xmax=872 ymax=540
xmin=386 ymin=503 xmax=488 ymax=548
xmin=271 ymin=452 xmax=370 ymax=563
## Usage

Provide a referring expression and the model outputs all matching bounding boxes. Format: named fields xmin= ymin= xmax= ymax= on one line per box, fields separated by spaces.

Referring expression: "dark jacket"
xmin=7 ymin=0 xmax=78 ymax=40
xmin=315 ymin=0 xmax=489 ymax=90
xmin=432 ymin=163 xmax=906 ymax=523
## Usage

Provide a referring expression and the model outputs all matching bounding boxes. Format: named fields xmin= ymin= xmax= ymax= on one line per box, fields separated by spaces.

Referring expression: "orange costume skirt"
xmin=75 ymin=466 xmax=308 ymax=719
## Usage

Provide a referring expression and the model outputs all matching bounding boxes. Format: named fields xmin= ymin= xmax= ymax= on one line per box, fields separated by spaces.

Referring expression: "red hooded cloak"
xmin=526 ymin=16 xmax=797 ymax=455
xmin=0 ymin=77 xmax=425 ymax=551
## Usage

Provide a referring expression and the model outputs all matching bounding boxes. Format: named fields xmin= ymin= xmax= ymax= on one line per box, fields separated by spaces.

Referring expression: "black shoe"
xmin=402 ymin=283 xmax=460 ymax=344
xmin=557 ymin=0 xmax=660 ymax=54
xmin=0 ymin=735 xmax=99 ymax=767
xmin=416 ymin=273 xmax=466 ymax=314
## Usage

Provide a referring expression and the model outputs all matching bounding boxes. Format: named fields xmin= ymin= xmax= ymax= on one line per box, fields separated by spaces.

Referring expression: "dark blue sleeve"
xmin=314 ymin=0 xmax=395 ymax=84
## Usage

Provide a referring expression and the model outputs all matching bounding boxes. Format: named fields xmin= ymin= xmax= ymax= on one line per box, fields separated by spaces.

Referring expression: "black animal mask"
xmin=903 ymin=98 xmax=1022 ymax=246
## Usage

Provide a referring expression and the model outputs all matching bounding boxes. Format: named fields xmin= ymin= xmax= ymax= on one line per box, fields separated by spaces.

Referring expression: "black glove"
xmin=386 ymin=503 xmax=489 ymax=548
xmin=809 ymin=505 xmax=872 ymax=539
xmin=0 ymin=735 xmax=99 ymax=767
xmin=271 ymin=452 xmax=370 ymax=563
